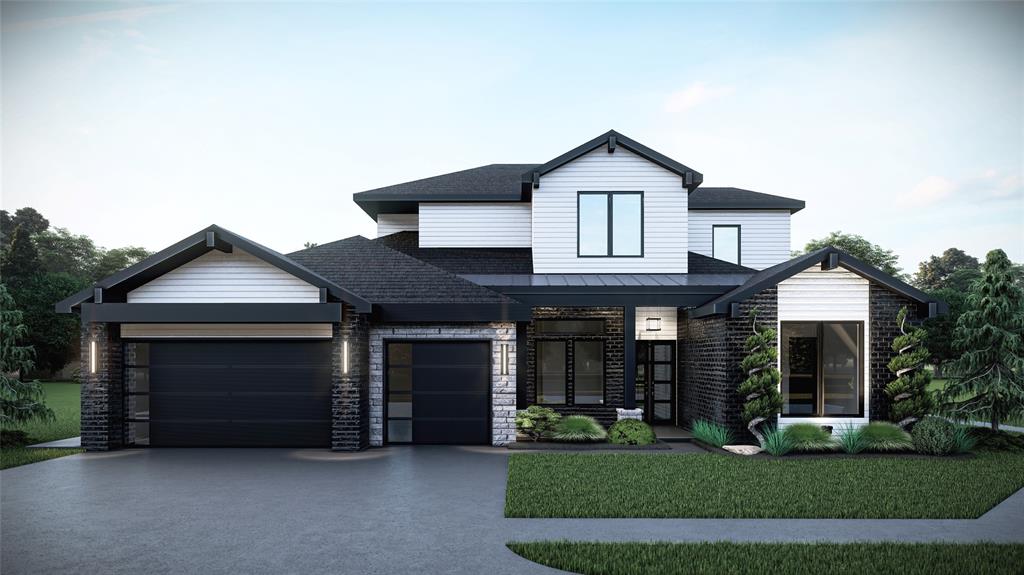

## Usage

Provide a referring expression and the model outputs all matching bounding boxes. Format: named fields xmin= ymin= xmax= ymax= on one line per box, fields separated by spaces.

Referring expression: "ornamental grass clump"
xmin=783 ymin=423 xmax=836 ymax=452
xmin=608 ymin=419 xmax=657 ymax=445
xmin=761 ymin=427 xmax=793 ymax=456
xmin=836 ymin=424 xmax=867 ymax=454
xmin=690 ymin=420 xmax=733 ymax=448
xmin=860 ymin=422 xmax=914 ymax=452
xmin=515 ymin=405 xmax=561 ymax=441
xmin=552 ymin=415 xmax=607 ymax=443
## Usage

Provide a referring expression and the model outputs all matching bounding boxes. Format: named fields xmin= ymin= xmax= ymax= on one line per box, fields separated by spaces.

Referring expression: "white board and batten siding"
xmin=532 ymin=145 xmax=688 ymax=273
xmin=777 ymin=265 xmax=870 ymax=428
xmin=419 ymin=203 xmax=532 ymax=248
xmin=688 ymin=210 xmax=790 ymax=270
xmin=376 ymin=213 xmax=419 ymax=237
xmin=127 ymin=248 xmax=321 ymax=304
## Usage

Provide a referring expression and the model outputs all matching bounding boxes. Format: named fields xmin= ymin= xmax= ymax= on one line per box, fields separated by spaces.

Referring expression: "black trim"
xmin=712 ymin=224 xmax=741 ymax=267
xmin=205 ymin=231 xmax=232 ymax=252
xmin=373 ymin=303 xmax=531 ymax=322
xmin=690 ymin=247 xmax=947 ymax=318
xmin=577 ymin=191 xmax=644 ymax=258
xmin=526 ymin=130 xmax=704 ymax=191
xmin=80 ymin=303 xmax=343 ymax=323
xmin=623 ymin=306 xmax=636 ymax=410
xmin=780 ymin=321 xmax=865 ymax=419
xmin=516 ymin=321 xmax=529 ymax=409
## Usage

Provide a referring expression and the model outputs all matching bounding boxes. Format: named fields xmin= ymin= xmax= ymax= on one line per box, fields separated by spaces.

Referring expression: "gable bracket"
xmin=821 ymin=252 xmax=840 ymax=271
xmin=206 ymin=231 xmax=232 ymax=253
xmin=532 ymin=171 xmax=540 ymax=189
xmin=608 ymin=135 xmax=617 ymax=153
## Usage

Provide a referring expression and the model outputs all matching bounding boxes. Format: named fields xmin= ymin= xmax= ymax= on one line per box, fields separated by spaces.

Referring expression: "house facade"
xmin=57 ymin=130 xmax=943 ymax=451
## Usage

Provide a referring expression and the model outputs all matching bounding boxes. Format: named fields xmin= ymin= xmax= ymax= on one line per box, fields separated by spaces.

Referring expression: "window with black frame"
xmin=780 ymin=321 xmax=863 ymax=417
xmin=578 ymin=192 xmax=643 ymax=257
xmin=124 ymin=342 xmax=151 ymax=446
xmin=535 ymin=319 xmax=605 ymax=405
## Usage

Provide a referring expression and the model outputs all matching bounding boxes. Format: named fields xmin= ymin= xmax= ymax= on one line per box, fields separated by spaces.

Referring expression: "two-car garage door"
xmin=139 ymin=340 xmax=491 ymax=447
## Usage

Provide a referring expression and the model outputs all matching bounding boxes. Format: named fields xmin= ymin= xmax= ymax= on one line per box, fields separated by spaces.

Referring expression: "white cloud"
xmin=7 ymin=4 xmax=179 ymax=32
xmin=664 ymin=81 xmax=734 ymax=114
xmin=899 ymin=176 xmax=956 ymax=207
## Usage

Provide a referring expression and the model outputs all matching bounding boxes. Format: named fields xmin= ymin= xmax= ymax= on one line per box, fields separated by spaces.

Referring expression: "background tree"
xmin=914 ymin=248 xmax=980 ymax=292
xmin=93 ymin=246 xmax=151 ymax=279
xmin=1 ymin=226 xmax=42 ymax=287
xmin=0 ymin=207 xmax=49 ymax=249
xmin=885 ymin=306 xmax=933 ymax=428
xmin=738 ymin=309 xmax=783 ymax=445
xmin=797 ymin=231 xmax=902 ymax=277
xmin=940 ymin=249 xmax=1024 ymax=431
xmin=0 ymin=285 xmax=54 ymax=427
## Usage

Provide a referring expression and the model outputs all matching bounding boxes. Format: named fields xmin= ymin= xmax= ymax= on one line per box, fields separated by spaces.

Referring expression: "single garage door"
xmin=147 ymin=340 xmax=332 ymax=447
xmin=385 ymin=341 xmax=490 ymax=445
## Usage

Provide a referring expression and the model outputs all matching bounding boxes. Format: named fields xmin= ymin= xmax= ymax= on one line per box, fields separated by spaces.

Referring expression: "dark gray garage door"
xmin=148 ymin=341 xmax=332 ymax=447
xmin=385 ymin=341 xmax=491 ymax=445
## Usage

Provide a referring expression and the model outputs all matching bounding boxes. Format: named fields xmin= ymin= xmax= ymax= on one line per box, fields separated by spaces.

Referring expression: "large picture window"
xmin=780 ymin=321 xmax=864 ymax=417
xmin=535 ymin=320 xmax=606 ymax=405
xmin=578 ymin=192 xmax=642 ymax=257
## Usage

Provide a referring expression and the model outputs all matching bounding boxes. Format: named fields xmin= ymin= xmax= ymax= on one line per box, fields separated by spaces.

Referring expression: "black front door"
xmin=635 ymin=341 xmax=675 ymax=424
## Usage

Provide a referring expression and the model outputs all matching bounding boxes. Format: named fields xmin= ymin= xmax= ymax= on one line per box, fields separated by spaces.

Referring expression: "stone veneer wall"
xmin=333 ymin=304 xmax=370 ymax=451
xmin=80 ymin=322 xmax=125 ymax=451
xmin=678 ymin=289 xmax=778 ymax=441
xmin=524 ymin=307 xmax=624 ymax=427
xmin=368 ymin=323 xmax=517 ymax=447
xmin=868 ymin=285 xmax=921 ymax=422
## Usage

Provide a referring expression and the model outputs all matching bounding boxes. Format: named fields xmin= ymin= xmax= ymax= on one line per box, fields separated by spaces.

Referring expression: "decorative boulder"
xmin=723 ymin=445 xmax=763 ymax=456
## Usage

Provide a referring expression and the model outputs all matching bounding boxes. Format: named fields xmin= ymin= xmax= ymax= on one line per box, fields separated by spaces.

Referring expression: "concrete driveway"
xmin=1 ymin=446 xmax=555 ymax=575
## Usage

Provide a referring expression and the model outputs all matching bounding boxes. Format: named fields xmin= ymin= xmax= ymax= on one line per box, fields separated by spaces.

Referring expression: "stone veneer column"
xmin=80 ymin=322 xmax=125 ymax=451
xmin=332 ymin=303 xmax=370 ymax=451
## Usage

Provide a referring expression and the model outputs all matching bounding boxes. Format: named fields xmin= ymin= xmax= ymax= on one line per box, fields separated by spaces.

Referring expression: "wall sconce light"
xmin=343 ymin=340 xmax=349 ymax=374
xmin=500 ymin=344 xmax=510 ymax=375
xmin=89 ymin=340 xmax=98 ymax=374
xmin=645 ymin=318 xmax=662 ymax=332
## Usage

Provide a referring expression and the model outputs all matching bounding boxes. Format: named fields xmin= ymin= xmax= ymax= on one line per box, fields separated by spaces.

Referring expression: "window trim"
xmin=572 ymin=339 xmax=606 ymax=406
xmin=536 ymin=339 xmax=569 ymax=406
xmin=534 ymin=318 xmax=606 ymax=336
xmin=534 ymin=336 xmax=608 ymax=407
xmin=779 ymin=320 xmax=865 ymax=418
xmin=577 ymin=191 xmax=644 ymax=258
xmin=712 ymin=224 xmax=741 ymax=266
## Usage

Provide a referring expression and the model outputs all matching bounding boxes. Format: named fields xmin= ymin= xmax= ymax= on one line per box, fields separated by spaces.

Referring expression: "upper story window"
xmin=578 ymin=192 xmax=643 ymax=257
xmin=713 ymin=225 xmax=741 ymax=265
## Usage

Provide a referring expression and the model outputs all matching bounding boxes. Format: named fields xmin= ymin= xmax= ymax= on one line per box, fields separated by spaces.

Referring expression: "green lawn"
xmin=1 ymin=382 xmax=83 ymax=470
xmin=504 ymin=452 xmax=1024 ymax=518
xmin=929 ymin=378 xmax=1024 ymax=428
xmin=506 ymin=542 xmax=1024 ymax=575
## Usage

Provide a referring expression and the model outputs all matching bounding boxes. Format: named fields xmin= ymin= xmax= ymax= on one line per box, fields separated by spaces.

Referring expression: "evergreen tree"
xmin=0 ymin=285 xmax=54 ymax=426
xmin=738 ymin=309 xmax=783 ymax=445
xmin=885 ymin=306 xmax=933 ymax=428
xmin=941 ymin=249 xmax=1024 ymax=431
xmin=1 ymin=225 xmax=42 ymax=287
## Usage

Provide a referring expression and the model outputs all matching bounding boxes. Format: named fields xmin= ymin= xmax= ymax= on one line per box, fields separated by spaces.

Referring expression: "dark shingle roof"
xmin=288 ymin=236 xmax=517 ymax=304
xmin=374 ymin=232 xmax=533 ymax=274
xmin=687 ymin=251 xmax=756 ymax=274
xmin=353 ymin=164 xmax=538 ymax=219
xmin=689 ymin=187 xmax=805 ymax=213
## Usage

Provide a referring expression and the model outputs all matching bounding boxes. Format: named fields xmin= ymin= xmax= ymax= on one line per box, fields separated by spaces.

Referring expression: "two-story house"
xmin=58 ymin=130 xmax=944 ymax=450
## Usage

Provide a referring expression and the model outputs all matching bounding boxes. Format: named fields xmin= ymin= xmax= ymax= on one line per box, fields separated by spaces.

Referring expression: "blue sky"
xmin=3 ymin=1 xmax=1021 ymax=272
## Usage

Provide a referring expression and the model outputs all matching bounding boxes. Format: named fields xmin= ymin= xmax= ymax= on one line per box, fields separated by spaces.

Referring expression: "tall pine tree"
xmin=738 ymin=309 xmax=783 ymax=445
xmin=0 ymin=285 xmax=54 ymax=426
xmin=885 ymin=306 xmax=933 ymax=429
xmin=941 ymin=249 xmax=1024 ymax=431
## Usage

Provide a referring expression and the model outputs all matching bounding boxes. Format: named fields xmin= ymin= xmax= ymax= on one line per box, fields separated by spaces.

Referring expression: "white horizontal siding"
xmin=688 ymin=210 xmax=790 ymax=270
xmin=377 ymin=213 xmax=419 ymax=237
xmin=635 ymin=307 xmax=678 ymax=341
xmin=532 ymin=145 xmax=687 ymax=273
xmin=419 ymin=203 xmax=532 ymax=247
xmin=778 ymin=265 xmax=870 ymax=426
xmin=127 ymin=248 xmax=320 ymax=303
xmin=121 ymin=324 xmax=333 ymax=338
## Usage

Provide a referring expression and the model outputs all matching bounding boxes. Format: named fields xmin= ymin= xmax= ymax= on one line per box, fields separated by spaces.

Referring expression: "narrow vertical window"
xmin=537 ymin=341 xmax=567 ymax=404
xmin=578 ymin=194 xmax=609 ymax=256
xmin=712 ymin=225 xmax=740 ymax=265
xmin=573 ymin=341 xmax=604 ymax=405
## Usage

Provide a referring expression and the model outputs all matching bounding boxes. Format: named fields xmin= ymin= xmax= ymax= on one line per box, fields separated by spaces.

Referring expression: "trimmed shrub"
xmin=608 ymin=419 xmax=657 ymax=445
xmin=860 ymin=422 xmax=914 ymax=452
xmin=737 ymin=310 xmax=783 ymax=445
xmin=761 ymin=427 xmax=793 ymax=456
xmin=912 ymin=417 xmax=959 ymax=455
xmin=515 ymin=405 xmax=561 ymax=441
xmin=836 ymin=424 xmax=867 ymax=454
xmin=885 ymin=306 xmax=933 ymax=428
xmin=691 ymin=420 xmax=733 ymax=448
xmin=552 ymin=416 xmax=607 ymax=442
xmin=784 ymin=423 xmax=836 ymax=451
xmin=971 ymin=428 xmax=1024 ymax=453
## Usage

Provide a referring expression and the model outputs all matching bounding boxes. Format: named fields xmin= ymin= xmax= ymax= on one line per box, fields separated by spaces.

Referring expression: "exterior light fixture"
xmin=646 ymin=318 xmax=662 ymax=332
xmin=343 ymin=340 xmax=349 ymax=374
xmin=500 ymin=344 xmax=510 ymax=375
xmin=90 ymin=340 xmax=98 ymax=374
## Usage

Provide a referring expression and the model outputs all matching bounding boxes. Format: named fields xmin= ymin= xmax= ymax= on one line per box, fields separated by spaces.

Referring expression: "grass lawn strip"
xmin=506 ymin=542 xmax=1024 ymax=575
xmin=1 ymin=382 xmax=82 ymax=470
xmin=504 ymin=452 xmax=1024 ymax=519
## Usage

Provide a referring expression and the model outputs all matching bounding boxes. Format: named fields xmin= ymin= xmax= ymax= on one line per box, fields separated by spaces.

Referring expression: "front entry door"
xmin=635 ymin=341 xmax=675 ymax=424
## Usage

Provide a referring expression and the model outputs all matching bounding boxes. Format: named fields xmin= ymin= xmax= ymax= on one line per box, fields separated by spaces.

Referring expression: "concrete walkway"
xmin=2 ymin=447 xmax=1022 ymax=575
xmin=27 ymin=436 xmax=81 ymax=448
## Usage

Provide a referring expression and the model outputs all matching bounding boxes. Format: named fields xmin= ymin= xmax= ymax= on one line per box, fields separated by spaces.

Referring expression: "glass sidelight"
xmin=635 ymin=341 xmax=675 ymax=423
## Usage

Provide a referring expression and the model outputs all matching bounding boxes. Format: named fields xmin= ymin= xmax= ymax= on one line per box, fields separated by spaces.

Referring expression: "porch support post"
xmin=623 ymin=305 xmax=636 ymax=409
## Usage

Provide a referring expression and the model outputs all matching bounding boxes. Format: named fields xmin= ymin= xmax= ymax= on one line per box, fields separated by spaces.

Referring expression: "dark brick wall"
xmin=869 ymin=285 xmax=921 ymax=422
xmin=525 ymin=307 xmax=624 ymax=426
xmin=679 ymin=289 xmax=778 ymax=441
xmin=332 ymin=304 xmax=370 ymax=451
xmin=80 ymin=322 xmax=125 ymax=451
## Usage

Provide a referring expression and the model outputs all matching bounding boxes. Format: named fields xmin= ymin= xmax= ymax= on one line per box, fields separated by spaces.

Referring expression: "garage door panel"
xmin=411 ymin=366 xmax=491 ymax=393
xmin=413 ymin=392 xmax=489 ymax=419
xmin=150 ymin=341 xmax=328 ymax=365
xmin=413 ymin=419 xmax=490 ymax=444
xmin=150 ymin=366 xmax=332 ymax=394
xmin=151 ymin=393 xmax=331 ymax=421
xmin=151 ymin=421 xmax=331 ymax=447
xmin=411 ymin=343 xmax=490 ymax=366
